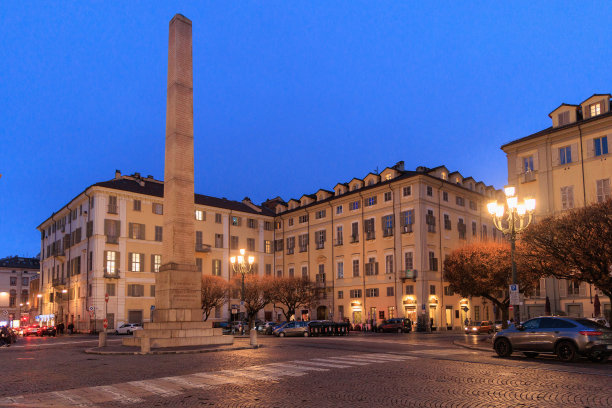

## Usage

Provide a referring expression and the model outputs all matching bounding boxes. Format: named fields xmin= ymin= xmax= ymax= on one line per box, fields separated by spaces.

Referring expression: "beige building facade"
xmin=0 ymin=256 xmax=39 ymax=326
xmin=38 ymin=163 xmax=503 ymax=332
xmin=501 ymin=93 xmax=612 ymax=320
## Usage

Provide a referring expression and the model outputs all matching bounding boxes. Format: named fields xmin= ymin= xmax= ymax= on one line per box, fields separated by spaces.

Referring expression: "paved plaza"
xmin=1 ymin=333 xmax=611 ymax=407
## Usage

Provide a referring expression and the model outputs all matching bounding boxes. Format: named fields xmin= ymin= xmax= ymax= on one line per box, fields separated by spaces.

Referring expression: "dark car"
xmin=493 ymin=316 xmax=612 ymax=362
xmin=377 ymin=318 xmax=412 ymax=333
xmin=37 ymin=325 xmax=57 ymax=337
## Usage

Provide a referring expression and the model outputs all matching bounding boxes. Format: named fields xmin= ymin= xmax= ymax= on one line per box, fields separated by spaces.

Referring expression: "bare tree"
xmin=521 ymin=199 xmax=612 ymax=320
xmin=269 ymin=277 xmax=318 ymax=321
xmin=232 ymin=274 xmax=273 ymax=331
xmin=201 ymin=275 xmax=228 ymax=321
xmin=444 ymin=242 xmax=541 ymax=323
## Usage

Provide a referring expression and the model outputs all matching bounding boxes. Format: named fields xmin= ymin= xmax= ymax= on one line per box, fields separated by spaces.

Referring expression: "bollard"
xmin=140 ymin=336 xmax=150 ymax=354
xmin=250 ymin=327 xmax=258 ymax=347
xmin=98 ymin=331 xmax=107 ymax=348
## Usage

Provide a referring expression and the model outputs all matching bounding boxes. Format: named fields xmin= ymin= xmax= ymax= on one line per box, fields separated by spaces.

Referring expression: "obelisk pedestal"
xmin=123 ymin=14 xmax=232 ymax=349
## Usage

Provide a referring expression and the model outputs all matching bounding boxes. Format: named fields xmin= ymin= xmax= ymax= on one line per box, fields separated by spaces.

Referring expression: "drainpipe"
xmin=84 ymin=192 xmax=92 ymax=332
xmin=437 ymin=181 xmax=444 ymax=330
xmin=66 ymin=205 xmax=72 ymax=325
xmin=389 ymin=183 xmax=399 ymax=319
xmin=328 ymin=201 xmax=335 ymax=321
xmin=578 ymin=124 xmax=587 ymax=206
xmin=306 ymin=209 xmax=311 ymax=319
xmin=359 ymin=191 xmax=366 ymax=324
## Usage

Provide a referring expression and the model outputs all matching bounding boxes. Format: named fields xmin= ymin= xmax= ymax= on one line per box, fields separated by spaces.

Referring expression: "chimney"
xmin=394 ymin=161 xmax=405 ymax=171
xmin=115 ymin=170 xmax=121 ymax=179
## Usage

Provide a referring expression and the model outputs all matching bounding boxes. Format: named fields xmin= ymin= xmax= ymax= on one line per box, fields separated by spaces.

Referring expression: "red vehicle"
xmin=465 ymin=321 xmax=494 ymax=335
xmin=23 ymin=324 xmax=41 ymax=337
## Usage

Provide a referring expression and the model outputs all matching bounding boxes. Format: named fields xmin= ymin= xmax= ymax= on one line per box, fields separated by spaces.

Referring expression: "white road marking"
xmin=128 ymin=380 xmax=181 ymax=397
xmin=1 ymin=351 xmax=418 ymax=406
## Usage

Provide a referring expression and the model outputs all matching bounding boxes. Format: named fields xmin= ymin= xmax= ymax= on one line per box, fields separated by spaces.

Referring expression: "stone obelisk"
xmin=124 ymin=14 xmax=232 ymax=349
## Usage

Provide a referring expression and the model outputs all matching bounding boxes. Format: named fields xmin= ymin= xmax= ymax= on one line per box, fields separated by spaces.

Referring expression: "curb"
xmin=453 ymin=339 xmax=492 ymax=352
xmin=84 ymin=344 xmax=263 ymax=356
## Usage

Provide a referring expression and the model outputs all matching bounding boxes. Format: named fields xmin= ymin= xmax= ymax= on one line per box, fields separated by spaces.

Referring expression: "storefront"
xmin=402 ymin=296 xmax=417 ymax=325
xmin=351 ymin=301 xmax=362 ymax=325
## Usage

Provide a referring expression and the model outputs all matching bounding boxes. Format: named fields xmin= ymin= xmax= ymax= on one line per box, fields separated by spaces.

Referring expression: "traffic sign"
xmin=88 ymin=306 xmax=95 ymax=311
xmin=105 ymin=293 xmax=109 ymax=303
xmin=509 ymin=284 xmax=520 ymax=305
xmin=103 ymin=318 xmax=108 ymax=329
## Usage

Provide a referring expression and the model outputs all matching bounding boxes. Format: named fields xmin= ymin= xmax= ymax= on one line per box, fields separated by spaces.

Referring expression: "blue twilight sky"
xmin=1 ymin=2 xmax=611 ymax=257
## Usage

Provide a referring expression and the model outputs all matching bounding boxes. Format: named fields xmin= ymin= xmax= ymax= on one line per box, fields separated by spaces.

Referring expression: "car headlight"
xmin=472 ymin=328 xmax=478 ymax=331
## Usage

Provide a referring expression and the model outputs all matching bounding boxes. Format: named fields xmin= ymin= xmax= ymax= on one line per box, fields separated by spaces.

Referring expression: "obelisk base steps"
xmin=122 ymin=318 xmax=233 ymax=348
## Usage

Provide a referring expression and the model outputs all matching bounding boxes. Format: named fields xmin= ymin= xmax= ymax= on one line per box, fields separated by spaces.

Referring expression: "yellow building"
xmin=37 ymin=171 xmax=276 ymax=332
xmin=0 ymin=256 xmax=39 ymax=327
xmin=501 ymin=93 xmax=611 ymax=319
xmin=266 ymin=161 xmax=503 ymax=330
xmin=38 ymin=164 xmax=503 ymax=332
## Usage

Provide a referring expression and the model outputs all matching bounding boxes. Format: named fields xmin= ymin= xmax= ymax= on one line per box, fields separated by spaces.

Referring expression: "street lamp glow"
xmin=62 ymin=289 xmax=68 ymax=293
xmin=36 ymin=294 xmax=42 ymax=298
xmin=239 ymin=248 xmax=245 ymax=256
xmin=248 ymin=256 xmax=255 ymax=264
xmin=237 ymin=255 xmax=244 ymax=264
xmin=230 ymin=256 xmax=236 ymax=264
xmin=495 ymin=204 xmax=505 ymax=218
xmin=516 ymin=204 xmax=526 ymax=216
xmin=487 ymin=201 xmax=498 ymax=215
xmin=19 ymin=303 xmax=23 ymax=307
xmin=506 ymin=196 xmax=518 ymax=209
xmin=504 ymin=186 xmax=516 ymax=197
xmin=525 ymin=198 xmax=536 ymax=212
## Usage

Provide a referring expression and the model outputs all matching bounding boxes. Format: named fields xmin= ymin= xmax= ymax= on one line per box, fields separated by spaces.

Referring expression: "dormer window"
xmin=441 ymin=172 xmax=447 ymax=180
xmin=385 ymin=174 xmax=392 ymax=181
xmin=367 ymin=180 xmax=375 ymax=186
xmin=558 ymin=111 xmax=570 ymax=126
xmin=455 ymin=178 xmax=460 ymax=184
xmin=590 ymin=103 xmax=601 ymax=117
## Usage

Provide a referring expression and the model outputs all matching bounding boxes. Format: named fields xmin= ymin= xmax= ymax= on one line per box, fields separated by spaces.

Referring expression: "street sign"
xmin=88 ymin=306 xmax=94 ymax=311
xmin=150 ymin=305 xmax=155 ymax=311
xmin=103 ymin=318 xmax=108 ymax=329
xmin=509 ymin=284 xmax=520 ymax=305
xmin=104 ymin=293 xmax=109 ymax=303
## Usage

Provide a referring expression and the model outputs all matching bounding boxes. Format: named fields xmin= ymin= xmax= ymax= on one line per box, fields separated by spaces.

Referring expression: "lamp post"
xmin=230 ymin=248 xmax=256 ymax=345
xmin=487 ymin=186 xmax=536 ymax=324
xmin=37 ymin=294 xmax=42 ymax=323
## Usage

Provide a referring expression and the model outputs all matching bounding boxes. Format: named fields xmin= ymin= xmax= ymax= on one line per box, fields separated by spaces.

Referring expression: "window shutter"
xmin=128 ymin=253 xmax=133 ymax=271
xmin=381 ymin=216 xmax=385 ymax=230
xmin=570 ymin=143 xmax=578 ymax=163
xmin=116 ymin=251 xmax=120 ymax=271
xmin=587 ymin=139 xmax=595 ymax=158
xmin=141 ymin=253 xmax=145 ymax=271
xmin=128 ymin=223 xmax=133 ymax=238
xmin=103 ymin=250 xmax=108 ymax=272
xmin=140 ymin=224 xmax=145 ymax=240
xmin=559 ymin=279 xmax=567 ymax=297
xmin=151 ymin=254 xmax=155 ymax=272
xmin=375 ymin=262 xmax=379 ymax=275
xmin=516 ymin=156 xmax=523 ymax=175
xmin=553 ymin=148 xmax=560 ymax=166
xmin=532 ymin=152 xmax=539 ymax=171
xmin=584 ymin=104 xmax=591 ymax=119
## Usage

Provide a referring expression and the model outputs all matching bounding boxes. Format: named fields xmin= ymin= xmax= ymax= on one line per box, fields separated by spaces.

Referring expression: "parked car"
xmin=493 ymin=316 xmax=612 ymax=362
xmin=115 ymin=323 xmax=143 ymax=335
xmin=587 ymin=317 xmax=610 ymax=328
xmin=271 ymin=322 xmax=289 ymax=335
xmin=257 ymin=322 xmax=276 ymax=334
xmin=494 ymin=321 xmax=504 ymax=332
xmin=465 ymin=321 xmax=494 ymax=335
xmin=377 ymin=318 xmax=412 ymax=333
xmin=23 ymin=324 xmax=41 ymax=337
xmin=37 ymin=325 xmax=57 ymax=337
xmin=275 ymin=321 xmax=309 ymax=337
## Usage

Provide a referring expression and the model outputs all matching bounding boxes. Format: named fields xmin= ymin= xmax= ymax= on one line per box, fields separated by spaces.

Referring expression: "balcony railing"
xmin=334 ymin=238 xmax=343 ymax=246
xmin=365 ymin=232 xmax=375 ymax=240
xmin=52 ymin=278 xmax=65 ymax=287
xmin=315 ymin=242 xmax=325 ymax=250
xmin=107 ymin=204 xmax=118 ymax=214
xmin=195 ymin=243 xmax=211 ymax=253
xmin=401 ymin=225 xmax=413 ymax=234
xmin=522 ymin=171 xmax=536 ymax=183
xmin=383 ymin=228 xmax=394 ymax=237
xmin=299 ymin=246 xmax=308 ymax=253
xmin=286 ymin=248 xmax=294 ymax=255
xmin=103 ymin=271 xmax=120 ymax=279
xmin=106 ymin=235 xmax=119 ymax=244
xmin=350 ymin=235 xmax=359 ymax=243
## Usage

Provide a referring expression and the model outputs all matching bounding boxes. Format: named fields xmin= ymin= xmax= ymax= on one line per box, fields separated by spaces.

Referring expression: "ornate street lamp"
xmin=487 ymin=186 xmax=536 ymax=324
xmin=230 ymin=249 xmax=257 ymax=345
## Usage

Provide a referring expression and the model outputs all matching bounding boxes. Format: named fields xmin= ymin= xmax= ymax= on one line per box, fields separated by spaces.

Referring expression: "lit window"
xmin=195 ymin=210 xmax=204 ymax=221
xmin=590 ymin=103 xmax=601 ymax=117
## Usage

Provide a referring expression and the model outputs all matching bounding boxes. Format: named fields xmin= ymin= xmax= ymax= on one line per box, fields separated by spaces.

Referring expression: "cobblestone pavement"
xmin=1 ymin=333 xmax=610 ymax=407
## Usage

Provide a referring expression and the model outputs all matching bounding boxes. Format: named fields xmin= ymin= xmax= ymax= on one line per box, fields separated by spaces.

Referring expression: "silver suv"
xmin=493 ymin=316 xmax=612 ymax=362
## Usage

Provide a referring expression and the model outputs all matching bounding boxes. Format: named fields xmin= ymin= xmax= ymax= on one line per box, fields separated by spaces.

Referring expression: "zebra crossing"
xmin=0 ymin=353 xmax=416 ymax=407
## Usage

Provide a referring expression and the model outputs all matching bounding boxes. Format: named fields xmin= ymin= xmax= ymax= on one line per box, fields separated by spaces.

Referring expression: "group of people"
xmin=0 ymin=325 xmax=15 ymax=347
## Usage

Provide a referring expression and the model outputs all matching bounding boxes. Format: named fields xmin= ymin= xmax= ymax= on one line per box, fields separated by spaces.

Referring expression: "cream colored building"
xmin=265 ymin=161 xmax=503 ymax=330
xmin=38 ymin=164 xmax=503 ymax=332
xmin=501 ymin=93 xmax=611 ymax=320
xmin=0 ymin=256 xmax=39 ymax=326
xmin=37 ymin=171 xmax=276 ymax=332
